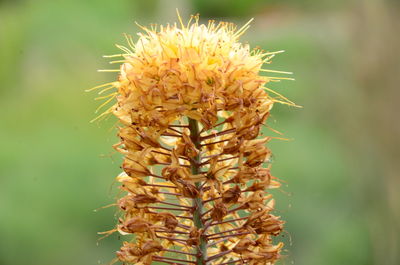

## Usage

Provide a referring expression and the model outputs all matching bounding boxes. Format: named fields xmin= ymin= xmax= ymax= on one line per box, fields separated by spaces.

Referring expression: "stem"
xmin=188 ymin=118 xmax=207 ymax=265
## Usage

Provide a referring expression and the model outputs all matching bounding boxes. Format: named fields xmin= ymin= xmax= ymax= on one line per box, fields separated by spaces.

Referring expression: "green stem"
xmin=188 ymin=118 xmax=207 ymax=265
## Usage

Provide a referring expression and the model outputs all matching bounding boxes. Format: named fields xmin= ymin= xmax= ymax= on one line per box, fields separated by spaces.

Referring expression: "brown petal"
xmin=222 ymin=185 xmax=241 ymax=204
xmin=210 ymin=202 xmax=228 ymax=222
xmin=142 ymin=240 xmax=163 ymax=254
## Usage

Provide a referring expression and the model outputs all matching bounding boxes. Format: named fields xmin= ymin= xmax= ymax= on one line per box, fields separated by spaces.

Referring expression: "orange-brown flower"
xmin=93 ymin=12 xmax=294 ymax=265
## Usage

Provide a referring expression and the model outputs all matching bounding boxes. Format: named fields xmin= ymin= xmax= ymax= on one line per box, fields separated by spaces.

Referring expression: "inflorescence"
xmin=91 ymin=13 xmax=294 ymax=265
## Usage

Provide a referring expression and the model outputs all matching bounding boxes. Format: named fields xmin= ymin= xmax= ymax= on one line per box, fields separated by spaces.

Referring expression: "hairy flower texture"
xmin=92 ymin=13 xmax=295 ymax=265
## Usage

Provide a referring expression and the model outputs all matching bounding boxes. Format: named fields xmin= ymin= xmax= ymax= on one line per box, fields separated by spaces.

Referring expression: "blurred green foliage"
xmin=1 ymin=0 xmax=399 ymax=265
xmin=192 ymin=0 xmax=266 ymax=18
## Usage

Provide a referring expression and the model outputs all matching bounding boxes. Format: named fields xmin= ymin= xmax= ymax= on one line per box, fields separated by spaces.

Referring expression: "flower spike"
xmin=93 ymin=13 xmax=294 ymax=265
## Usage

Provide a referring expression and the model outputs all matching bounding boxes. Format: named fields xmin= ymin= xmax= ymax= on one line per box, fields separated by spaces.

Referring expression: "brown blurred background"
xmin=1 ymin=0 xmax=399 ymax=264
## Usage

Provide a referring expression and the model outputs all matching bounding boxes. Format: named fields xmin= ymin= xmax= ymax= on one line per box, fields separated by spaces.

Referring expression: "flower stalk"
xmin=188 ymin=117 xmax=207 ymax=264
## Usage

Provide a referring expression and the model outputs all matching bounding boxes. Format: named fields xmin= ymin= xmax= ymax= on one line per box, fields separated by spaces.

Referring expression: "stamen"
xmin=95 ymin=92 xmax=117 ymax=100
xmin=266 ymin=76 xmax=295 ymax=81
xmin=95 ymin=95 xmax=116 ymax=113
xmin=261 ymin=50 xmax=285 ymax=56
xmin=89 ymin=106 xmax=113 ymax=123
xmin=102 ymin=54 xmax=126 ymax=58
xmin=272 ymin=98 xmax=302 ymax=108
xmin=115 ymin=44 xmax=132 ymax=55
xmin=260 ymin=69 xmax=293 ymax=74
xmin=97 ymin=69 xmax=121 ymax=72
xmin=109 ymin=60 xmax=126 ymax=64
xmin=85 ymin=82 xmax=115 ymax=92
xmin=176 ymin=8 xmax=185 ymax=30
xmin=98 ymin=86 xmax=116 ymax=95
xmin=233 ymin=18 xmax=254 ymax=38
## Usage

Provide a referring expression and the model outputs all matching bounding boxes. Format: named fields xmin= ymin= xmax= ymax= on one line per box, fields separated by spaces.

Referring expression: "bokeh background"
xmin=1 ymin=0 xmax=399 ymax=264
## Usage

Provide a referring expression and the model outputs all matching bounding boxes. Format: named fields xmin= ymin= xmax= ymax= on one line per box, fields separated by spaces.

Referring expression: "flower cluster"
xmin=93 ymin=14 xmax=293 ymax=265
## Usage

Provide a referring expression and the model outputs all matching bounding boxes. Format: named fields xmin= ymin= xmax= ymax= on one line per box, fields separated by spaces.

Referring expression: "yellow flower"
xmin=92 ymin=12 xmax=295 ymax=265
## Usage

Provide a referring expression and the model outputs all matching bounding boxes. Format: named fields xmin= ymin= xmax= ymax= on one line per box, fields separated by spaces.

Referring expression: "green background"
xmin=1 ymin=0 xmax=399 ymax=264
